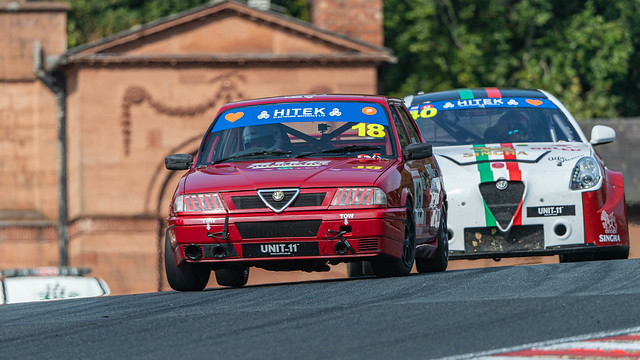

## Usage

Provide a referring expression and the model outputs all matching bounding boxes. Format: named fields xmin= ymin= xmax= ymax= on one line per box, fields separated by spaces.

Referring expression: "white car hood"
xmin=434 ymin=142 xmax=596 ymax=249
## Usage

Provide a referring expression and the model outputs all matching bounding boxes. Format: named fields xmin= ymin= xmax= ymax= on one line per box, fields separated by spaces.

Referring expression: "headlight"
xmin=569 ymin=157 xmax=602 ymax=190
xmin=173 ymin=193 xmax=227 ymax=213
xmin=331 ymin=187 xmax=387 ymax=206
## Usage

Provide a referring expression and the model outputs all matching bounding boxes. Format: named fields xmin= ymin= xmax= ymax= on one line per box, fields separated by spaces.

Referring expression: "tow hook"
xmin=207 ymin=216 xmax=230 ymax=241
xmin=325 ymin=229 xmax=355 ymax=255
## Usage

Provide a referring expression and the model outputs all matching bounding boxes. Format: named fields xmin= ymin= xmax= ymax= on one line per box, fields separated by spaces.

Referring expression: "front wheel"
xmin=215 ymin=266 xmax=250 ymax=287
xmin=372 ymin=203 xmax=416 ymax=277
xmin=416 ymin=207 xmax=449 ymax=273
xmin=164 ymin=233 xmax=210 ymax=291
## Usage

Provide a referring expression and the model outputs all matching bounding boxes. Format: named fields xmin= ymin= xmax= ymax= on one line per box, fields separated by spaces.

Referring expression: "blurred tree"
xmin=382 ymin=0 xmax=636 ymax=119
xmin=61 ymin=0 xmax=638 ymax=118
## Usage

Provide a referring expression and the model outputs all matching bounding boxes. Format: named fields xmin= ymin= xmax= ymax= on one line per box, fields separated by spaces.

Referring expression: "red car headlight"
xmin=331 ymin=187 xmax=387 ymax=206
xmin=173 ymin=193 xmax=227 ymax=213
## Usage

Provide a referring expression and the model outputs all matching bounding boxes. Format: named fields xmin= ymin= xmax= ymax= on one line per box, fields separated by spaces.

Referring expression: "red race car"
xmin=164 ymin=94 xmax=448 ymax=290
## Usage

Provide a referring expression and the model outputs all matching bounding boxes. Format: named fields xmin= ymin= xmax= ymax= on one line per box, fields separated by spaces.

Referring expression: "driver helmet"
xmin=242 ymin=124 xmax=282 ymax=150
xmin=497 ymin=110 xmax=529 ymax=141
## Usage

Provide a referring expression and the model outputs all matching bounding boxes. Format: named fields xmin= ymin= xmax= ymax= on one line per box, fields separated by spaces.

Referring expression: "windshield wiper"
xmin=205 ymin=150 xmax=292 ymax=166
xmin=295 ymin=145 xmax=381 ymax=158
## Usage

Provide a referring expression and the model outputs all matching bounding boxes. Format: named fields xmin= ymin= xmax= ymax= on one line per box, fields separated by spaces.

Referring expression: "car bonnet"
xmin=183 ymin=158 xmax=395 ymax=193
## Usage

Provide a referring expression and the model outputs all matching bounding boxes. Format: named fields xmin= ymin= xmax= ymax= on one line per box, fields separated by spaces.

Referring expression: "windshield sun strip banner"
xmin=212 ymin=101 xmax=389 ymax=132
xmin=473 ymin=144 xmax=497 ymax=227
xmin=408 ymin=97 xmax=559 ymax=120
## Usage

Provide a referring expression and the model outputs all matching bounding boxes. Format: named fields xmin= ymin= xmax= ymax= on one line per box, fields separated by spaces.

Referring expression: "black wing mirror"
xmin=165 ymin=154 xmax=193 ymax=170
xmin=404 ymin=143 xmax=432 ymax=160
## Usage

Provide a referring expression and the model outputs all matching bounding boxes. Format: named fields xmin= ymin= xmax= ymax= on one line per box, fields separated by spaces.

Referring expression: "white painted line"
xmin=437 ymin=325 xmax=640 ymax=360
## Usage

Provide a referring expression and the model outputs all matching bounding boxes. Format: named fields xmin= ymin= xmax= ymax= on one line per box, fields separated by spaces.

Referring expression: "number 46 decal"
xmin=351 ymin=123 xmax=386 ymax=138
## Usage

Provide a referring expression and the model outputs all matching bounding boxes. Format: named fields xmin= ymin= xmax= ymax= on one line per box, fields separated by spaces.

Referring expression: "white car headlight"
xmin=173 ymin=193 xmax=227 ymax=213
xmin=331 ymin=187 xmax=387 ymax=206
xmin=570 ymin=157 xmax=602 ymax=190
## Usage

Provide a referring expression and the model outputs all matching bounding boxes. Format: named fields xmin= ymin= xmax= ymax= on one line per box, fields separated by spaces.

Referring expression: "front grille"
xmin=232 ymin=193 xmax=326 ymax=210
xmin=235 ymin=220 xmax=322 ymax=239
xmin=479 ymin=181 xmax=524 ymax=229
xmin=463 ymin=225 xmax=544 ymax=253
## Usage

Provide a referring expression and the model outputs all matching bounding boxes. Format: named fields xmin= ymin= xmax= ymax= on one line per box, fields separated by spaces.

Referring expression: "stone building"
xmin=0 ymin=0 xmax=391 ymax=294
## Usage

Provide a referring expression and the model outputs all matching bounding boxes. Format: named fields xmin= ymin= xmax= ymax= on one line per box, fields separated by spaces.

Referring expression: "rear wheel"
xmin=416 ymin=207 xmax=449 ymax=273
xmin=164 ymin=234 xmax=210 ymax=291
xmin=215 ymin=266 xmax=250 ymax=287
xmin=372 ymin=203 xmax=416 ymax=278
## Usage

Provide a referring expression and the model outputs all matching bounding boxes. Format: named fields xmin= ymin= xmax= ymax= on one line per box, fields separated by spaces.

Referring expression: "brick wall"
xmin=311 ymin=0 xmax=384 ymax=47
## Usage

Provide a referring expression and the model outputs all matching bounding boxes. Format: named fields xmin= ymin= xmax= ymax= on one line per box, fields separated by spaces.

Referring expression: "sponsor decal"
xmin=409 ymin=169 xmax=426 ymax=227
xmin=362 ymin=107 xmax=377 ymax=115
xmin=599 ymin=234 xmax=621 ymax=242
xmin=601 ymin=210 xmax=617 ymax=234
xmin=247 ymin=160 xmax=330 ymax=169
xmin=457 ymin=98 xmax=504 ymax=108
xmin=491 ymin=162 xmax=505 ymax=169
xmin=242 ymin=242 xmax=319 ymax=257
xmin=352 ymin=165 xmax=383 ymax=170
xmin=463 ymin=146 xmax=528 ymax=157
xmin=525 ymin=99 xmax=543 ymax=106
xmin=527 ymin=205 xmax=576 ymax=217
xmin=531 ymin=144 xmax=583 ymax=152
xmin=548 ymin=155 xmax=581 ymax=165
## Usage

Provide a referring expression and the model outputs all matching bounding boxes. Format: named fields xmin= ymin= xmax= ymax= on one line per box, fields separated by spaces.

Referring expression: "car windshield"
xmin=408 ymin=97 xmax=582 ymax=146
xmin=197 ymin=101 xmax=397 ymax=166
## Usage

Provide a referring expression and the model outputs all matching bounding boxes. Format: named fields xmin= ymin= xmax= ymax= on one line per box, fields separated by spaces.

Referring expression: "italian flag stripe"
xmin=485 ymin=87 xmax=501 ymax=98
xmin=501 ymin=143 xmax=522 ymax=181
xmin=501 ymin=143 xmax=523 ymax=225
xmin=473 ymin=144 xmax=496 ymax=226
xmin=458 ymin=89 xmax=474 ymax=100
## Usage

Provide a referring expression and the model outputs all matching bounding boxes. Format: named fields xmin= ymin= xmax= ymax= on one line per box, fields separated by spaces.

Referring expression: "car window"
xmin=408 ymin=98 xmax=582 ymax=145
xmin=199 ymin=101 xmax=397 ymax=165
xmin=390 ymin=106 xmax=410 ymax=150
xmin=393 ymin=105 xmax=421 ymax=144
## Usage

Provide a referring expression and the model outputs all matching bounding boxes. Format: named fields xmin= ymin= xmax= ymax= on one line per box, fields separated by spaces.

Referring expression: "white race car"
xmin=404 ymin=88 xmax=629 ymax=262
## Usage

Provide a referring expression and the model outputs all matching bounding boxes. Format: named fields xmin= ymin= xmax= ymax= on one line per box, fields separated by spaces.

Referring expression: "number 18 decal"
xmin=352 ymin=123 xmax=386 ymax=138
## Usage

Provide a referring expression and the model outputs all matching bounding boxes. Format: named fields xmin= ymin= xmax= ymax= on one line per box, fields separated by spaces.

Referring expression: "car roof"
xmin=218 ymin=94 xmax=403 ymax=112
xmin=405 ymin=88 xmax=548 ymax=106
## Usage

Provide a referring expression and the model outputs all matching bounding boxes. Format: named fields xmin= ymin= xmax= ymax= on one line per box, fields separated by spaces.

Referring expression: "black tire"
xmin=347 ymin=261 xmax=374 ymax=278
xmin=372 ymin=203 xmax=416 ymax=277
xmin=416 ymin=207 xmax=449 ymax=273
xmin=164 ymin=233 xmax=210 ymax=291
xmin=215 ymin=266 xmax=250 ymax=287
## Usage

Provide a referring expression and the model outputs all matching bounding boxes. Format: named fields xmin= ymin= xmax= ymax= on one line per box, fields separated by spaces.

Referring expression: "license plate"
xmin=242 ymin=242 xmax=319 ymax=257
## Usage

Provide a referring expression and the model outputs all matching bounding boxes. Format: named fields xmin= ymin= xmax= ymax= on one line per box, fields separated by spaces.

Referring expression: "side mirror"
xmin=165 ymin=154 xmax=193 ymax=170
xmin=404 ymin=143 xmax=432 ymax=160
xmin=590 ymin=125 xmax=615 ymax=146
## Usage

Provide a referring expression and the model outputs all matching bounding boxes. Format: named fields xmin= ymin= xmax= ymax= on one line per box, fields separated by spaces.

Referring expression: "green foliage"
xmin=62 ymin=0 xmax=639 ymax=118
xmin=383 ymin=0 xmax=637 ymax=119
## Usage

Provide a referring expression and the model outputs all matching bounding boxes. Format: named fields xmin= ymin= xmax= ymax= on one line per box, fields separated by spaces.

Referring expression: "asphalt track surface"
xmin=1 ymin=259 xmax=640 ymax=360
